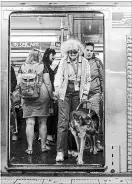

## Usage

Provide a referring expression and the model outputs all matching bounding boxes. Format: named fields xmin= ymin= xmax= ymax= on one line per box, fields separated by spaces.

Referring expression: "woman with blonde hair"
xmin=17 ymin=49 xmax=52 ymax=154
xmin=54 ymin=39 xmax=91 ymax=161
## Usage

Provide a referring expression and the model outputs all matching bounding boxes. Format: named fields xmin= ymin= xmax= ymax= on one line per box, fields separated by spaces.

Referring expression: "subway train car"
xmin=1 ymin=1 xmax=132 ymax=175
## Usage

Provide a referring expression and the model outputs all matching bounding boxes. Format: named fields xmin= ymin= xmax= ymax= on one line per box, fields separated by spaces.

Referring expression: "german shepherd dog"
xmin=69 ymin=101 xmax=99 ymax=164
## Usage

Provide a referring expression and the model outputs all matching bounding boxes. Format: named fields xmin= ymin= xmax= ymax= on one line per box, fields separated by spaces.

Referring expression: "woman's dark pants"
xmin=57 ymin=90 xmax=80 ymax=156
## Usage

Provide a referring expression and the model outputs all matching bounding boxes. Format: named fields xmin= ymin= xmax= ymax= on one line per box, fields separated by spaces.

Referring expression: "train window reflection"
xmin=10 ymin=12 xmax=105 ymax=166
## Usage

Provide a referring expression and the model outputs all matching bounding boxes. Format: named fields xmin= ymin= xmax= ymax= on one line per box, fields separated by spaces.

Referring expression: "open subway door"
xmin=8 ymin=12 xmax=105 ymax=172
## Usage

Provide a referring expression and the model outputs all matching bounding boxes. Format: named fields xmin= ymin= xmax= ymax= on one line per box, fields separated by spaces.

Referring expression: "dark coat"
xmin=11 ymin=66 xmax=17 ymax=93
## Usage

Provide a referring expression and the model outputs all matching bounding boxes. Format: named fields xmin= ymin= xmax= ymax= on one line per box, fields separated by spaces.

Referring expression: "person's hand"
xmin=81 ymin=94 xmax=88 ymax=102
xmin=53 ymin=91 xmax=59 ymax=101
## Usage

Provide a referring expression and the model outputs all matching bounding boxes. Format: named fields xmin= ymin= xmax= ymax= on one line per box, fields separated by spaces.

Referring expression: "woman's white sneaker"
xmin=56 ymin=152 xmax=64 ymax=162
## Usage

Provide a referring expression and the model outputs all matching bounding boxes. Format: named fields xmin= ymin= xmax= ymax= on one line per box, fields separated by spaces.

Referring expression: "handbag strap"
xmin=43 ymin=79 xmax=52 ymax=100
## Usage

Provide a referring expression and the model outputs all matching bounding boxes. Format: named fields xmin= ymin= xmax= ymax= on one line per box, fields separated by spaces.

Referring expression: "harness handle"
xmin=76 ymin=100 xmax=92 ymax=111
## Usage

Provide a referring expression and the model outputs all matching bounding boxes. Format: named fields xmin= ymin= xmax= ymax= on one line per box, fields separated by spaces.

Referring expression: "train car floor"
xmin=10 ymin=136 xmax=104 ymax=165
xmin=9 ymin=118 xmax=104 ymax=165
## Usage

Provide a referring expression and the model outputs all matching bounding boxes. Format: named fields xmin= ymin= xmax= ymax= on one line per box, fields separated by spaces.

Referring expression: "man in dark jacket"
xmin=83 ymin=42 xmax=104 ymax=153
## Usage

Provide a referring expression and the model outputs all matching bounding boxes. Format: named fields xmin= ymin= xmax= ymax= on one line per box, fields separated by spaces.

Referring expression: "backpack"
xmin=19 ymin=63 xmax=43 ymax=100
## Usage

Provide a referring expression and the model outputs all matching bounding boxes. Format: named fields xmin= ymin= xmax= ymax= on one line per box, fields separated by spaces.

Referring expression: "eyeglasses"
xmin=68 ymin=50 xmax=78 ymax=55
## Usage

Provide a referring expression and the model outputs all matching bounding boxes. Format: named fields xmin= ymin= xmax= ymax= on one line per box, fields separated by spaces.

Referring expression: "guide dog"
xmin=69 ymin=102 xmax=99 ymax=164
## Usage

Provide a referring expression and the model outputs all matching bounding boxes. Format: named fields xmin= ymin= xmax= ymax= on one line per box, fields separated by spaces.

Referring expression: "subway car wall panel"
xmin=104 ymin=23 xmax=131 ymax=172
xmin=1 ymin=2 xmax=132 ymax=175
xmin=1 ymin=9 xmax=9 ymax=173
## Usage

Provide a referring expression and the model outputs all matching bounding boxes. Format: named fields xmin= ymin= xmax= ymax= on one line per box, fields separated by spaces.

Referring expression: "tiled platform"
xmin=1 ymin=177 xmax=132 ymax=184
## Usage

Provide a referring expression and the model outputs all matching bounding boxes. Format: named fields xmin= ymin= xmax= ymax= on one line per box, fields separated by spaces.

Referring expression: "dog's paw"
xmin=77 ymin=159 xmax=84 ymax=165
xmin=77 ymin=155 xmax=84 ymax=164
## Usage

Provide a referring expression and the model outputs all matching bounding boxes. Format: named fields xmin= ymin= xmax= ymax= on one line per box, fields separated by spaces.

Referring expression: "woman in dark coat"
xmin=42 ymin=48 xmax=58 ymax=145
xmin=11 ymin=65 xmax=17 ymax=93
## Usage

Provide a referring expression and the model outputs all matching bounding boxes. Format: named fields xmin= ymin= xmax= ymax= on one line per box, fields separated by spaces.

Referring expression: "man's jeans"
xmin=57 ymin=91 xmax=80 ymax=156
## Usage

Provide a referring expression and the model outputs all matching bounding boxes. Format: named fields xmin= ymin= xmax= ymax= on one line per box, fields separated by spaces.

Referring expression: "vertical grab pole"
xmin=61 ymin=18 xmax=64 ymax=44
xmin=66 ymin=14 xmax=74 ymax=40
xmin=67 ymin=14 xmax=71 ymax=40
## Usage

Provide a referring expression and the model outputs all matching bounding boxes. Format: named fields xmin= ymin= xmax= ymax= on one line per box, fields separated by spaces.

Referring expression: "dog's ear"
xmin=87 ymin=113 xmax=91 ymax=118
xmin=79 ymin=116 xmax=82 ymax=120
xmin=73 ymin=113 xmax=79 ymax=119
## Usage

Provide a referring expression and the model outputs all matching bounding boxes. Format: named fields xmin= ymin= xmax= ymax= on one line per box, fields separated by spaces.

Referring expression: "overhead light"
xmin=89 ymin=25 xmax=91 ymax=30
xmin=11 ymin=32 xmax=56 ymax=36
xmin=11 ymin=36 xmax=59 ymax=42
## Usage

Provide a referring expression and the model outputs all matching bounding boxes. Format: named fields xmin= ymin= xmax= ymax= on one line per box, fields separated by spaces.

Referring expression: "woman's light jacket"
xmin=54 ymin=56 xmax=91 ymax=101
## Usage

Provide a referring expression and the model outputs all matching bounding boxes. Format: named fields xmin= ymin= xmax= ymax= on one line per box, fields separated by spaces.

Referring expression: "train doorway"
xmin=9 ymin=12 xmax=105 ymax=169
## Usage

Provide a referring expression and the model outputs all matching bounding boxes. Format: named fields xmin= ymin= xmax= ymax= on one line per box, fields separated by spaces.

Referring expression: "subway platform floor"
xmin=1 ymin=176 xmax=132 ymax=184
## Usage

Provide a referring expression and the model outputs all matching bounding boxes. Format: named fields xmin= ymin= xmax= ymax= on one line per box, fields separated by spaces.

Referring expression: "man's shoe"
xmin=56 ymin=152 xmax=64 ymax=162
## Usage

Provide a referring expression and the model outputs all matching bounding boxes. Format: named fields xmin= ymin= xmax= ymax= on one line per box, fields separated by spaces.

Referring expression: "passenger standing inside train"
xmin=42 ymin=48 xmax=58 ymax=145
xmin=11 ymin=65 xmax=17 ymax=93
xmin=17 ymin=49 xmax=52 ymax=154
xmin=10 ymin=65 xmax=17 ymax=120
xmin=54 ymin=39 xmax=91 ymax=161
xmin=10 ymin=65 xmax=17 ymax=140
xmin=83 ymin=42 xmax=104 ymax=153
